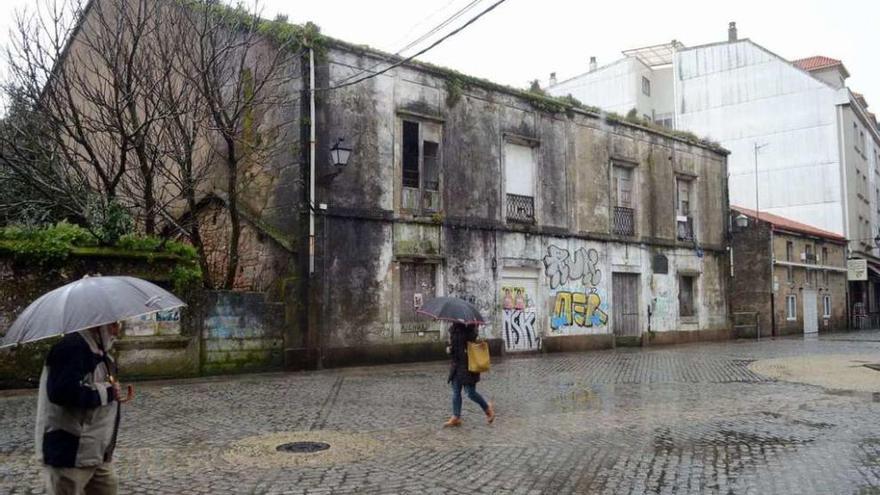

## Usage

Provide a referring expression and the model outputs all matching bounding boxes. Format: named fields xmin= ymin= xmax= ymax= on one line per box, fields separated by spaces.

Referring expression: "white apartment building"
xmin=548 ymin=22 xmax=880 ymax=321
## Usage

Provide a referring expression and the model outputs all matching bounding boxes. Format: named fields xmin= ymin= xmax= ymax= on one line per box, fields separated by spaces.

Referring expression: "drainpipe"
xmin=309 ymin=47 xmax=317 ymax=275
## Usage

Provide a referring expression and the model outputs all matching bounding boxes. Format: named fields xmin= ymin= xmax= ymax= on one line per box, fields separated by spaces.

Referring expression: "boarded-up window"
xmin=613 ymin=166 xmax=633 ymax=207
xmin=504 ymin=142 xmax=536 ymax=223
xmin=504 ymin=143 xmax=535 ymax=197
xmin=400 ymin=263 xmax=436 ymax=325
xmin=679 ymin=275 xmax=695 ymax=317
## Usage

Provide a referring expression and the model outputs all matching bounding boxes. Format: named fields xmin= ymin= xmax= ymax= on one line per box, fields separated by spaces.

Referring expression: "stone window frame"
xmin=674 ymin=172 xmax=698 ymax=242
xmin=786 ymin=294 xmax=797 ymax=321
xmin=396 ymin=110 xmax=444 ymax=217
xmin=501 ymin=133 xmax=541 ymax=224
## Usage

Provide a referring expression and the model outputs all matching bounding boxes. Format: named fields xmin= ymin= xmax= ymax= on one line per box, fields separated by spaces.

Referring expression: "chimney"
xmin=728 ymin=21 xmax=737 ymax=42
xmin=589 ymin=56 xmax=597 ymax=72
xmin=549 ymin=72 xmax=557 ymax=86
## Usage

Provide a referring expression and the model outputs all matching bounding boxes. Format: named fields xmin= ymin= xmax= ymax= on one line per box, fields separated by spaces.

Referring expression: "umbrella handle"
xmin=108 ymin=375 xmax=134 ymax=403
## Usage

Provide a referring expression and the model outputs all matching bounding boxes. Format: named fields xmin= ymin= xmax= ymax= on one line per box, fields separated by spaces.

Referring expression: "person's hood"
xmin=80 ymin=324 xmax=117 ymax=355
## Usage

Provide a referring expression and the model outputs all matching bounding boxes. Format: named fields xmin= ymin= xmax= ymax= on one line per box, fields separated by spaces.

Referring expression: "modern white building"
xmin=548 ymin=22 xmax=880 ymax=321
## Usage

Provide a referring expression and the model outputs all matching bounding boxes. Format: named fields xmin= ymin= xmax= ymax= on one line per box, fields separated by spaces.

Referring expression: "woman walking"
xmin=444 ymin=323 xmax=495 ymax=427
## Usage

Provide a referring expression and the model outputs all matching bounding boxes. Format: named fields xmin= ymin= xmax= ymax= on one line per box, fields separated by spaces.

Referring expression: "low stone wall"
xmin=198 ymin=291 xmax=285 ymax=375
xmin=0 ymin=252 xmax=287 ymax=388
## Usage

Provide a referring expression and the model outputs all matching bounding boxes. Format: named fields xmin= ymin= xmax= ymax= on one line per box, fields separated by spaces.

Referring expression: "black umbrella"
xmin=417 ymin=297 xmax=486 ymax=325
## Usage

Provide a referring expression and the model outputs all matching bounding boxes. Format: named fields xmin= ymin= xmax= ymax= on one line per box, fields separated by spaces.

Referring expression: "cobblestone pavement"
xmin=4 ymin=332 xmax=880 ymax=494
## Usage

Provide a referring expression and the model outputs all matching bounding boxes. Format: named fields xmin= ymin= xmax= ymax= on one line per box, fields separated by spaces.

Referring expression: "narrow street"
xmin=4 ymin=332 xmax=880 ymax=494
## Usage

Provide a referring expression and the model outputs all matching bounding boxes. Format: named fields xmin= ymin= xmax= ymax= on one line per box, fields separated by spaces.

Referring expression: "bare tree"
xmin=175 ymin=2 xmax=303 ymax=289
xmin=2 ymin=0 xmax=170 ymax=238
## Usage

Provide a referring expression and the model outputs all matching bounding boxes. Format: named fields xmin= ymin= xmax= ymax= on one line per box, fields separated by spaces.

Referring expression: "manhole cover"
xmin=276 ymin=441 xmax=331 ymax=454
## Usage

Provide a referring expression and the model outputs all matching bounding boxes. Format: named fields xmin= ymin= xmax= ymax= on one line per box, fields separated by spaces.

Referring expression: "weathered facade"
xmin=294 ymin=41 xmax=731 ymax=365
xmin=729 ymin=207 xmax=848 ymax=337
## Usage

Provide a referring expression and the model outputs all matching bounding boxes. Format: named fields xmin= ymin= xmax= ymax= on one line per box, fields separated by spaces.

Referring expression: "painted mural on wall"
xmin=501 ymin=285 xmax=539 ymax=351
xmin=544 ymin=245 xmax=609 ymax=334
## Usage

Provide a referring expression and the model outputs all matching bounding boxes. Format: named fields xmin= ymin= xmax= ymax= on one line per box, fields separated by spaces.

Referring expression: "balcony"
xmin=506 ymin=193 xmax=535 ymax=223
xmin=613 ymin=206 xmax=635 ymax=236
xmin=676 ymin=216 xmax=694 ymax=242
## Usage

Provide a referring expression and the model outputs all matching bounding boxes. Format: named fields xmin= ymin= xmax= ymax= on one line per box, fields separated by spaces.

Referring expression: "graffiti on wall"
xmin=544 ymin=245 xmax=609 ymax=334
xmin=501 ymin=285 xmax=539 ymax=351
xmin=543 ymin=245 xmax=602 ymax=289
xmin=551 ymin=289 xmax=608 ymax=330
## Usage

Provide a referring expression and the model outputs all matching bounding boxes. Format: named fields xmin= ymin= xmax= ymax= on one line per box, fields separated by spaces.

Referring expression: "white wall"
xmin=674 ymin=41 xmax=845 ymax=235
xmin=548 ymin=58 xmax=643 ymax=116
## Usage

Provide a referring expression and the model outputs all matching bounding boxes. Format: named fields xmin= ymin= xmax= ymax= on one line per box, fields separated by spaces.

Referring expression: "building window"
xmin=804 ymin=244 xmax=814 ymax=263
xmin=786 ymin=295 xmax=797 ymax=321
xmin=399 ymin=262 xmax=437 ymax=330
xmin=401 ymin=119 xmax=441 ymax=214
xmin=823 ymin=268 xmax=829 ymax=286
xmin=642 ymin=76 xmax=651 ymax=96
xmin=822 ymin=247 xmax=828 ymax=265
xmin=786 ymin=241 xmax=793 ymax=261
xmin=823 ymin=295 xmax=831 ymax=318
xmin=854 ymin=123 xmax=860 ymax=151
xmin=679 ymin=275 xmax=696 ymax=318
xmin=675 ymin=178 xmax=694 ymax=241
xmin=612 ymin=164 xmax=635 ymax=236
xmin=504 ymin=141 xmax=536 ymax=223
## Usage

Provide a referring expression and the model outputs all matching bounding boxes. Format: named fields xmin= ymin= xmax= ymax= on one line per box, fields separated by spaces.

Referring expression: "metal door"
xmin=803 ymin=289 xmax=818 ymax=334
xmin=612 ymin=273 xmax=640 ymax=336
xmin=500 ymin=270 xmax=540 ymax=352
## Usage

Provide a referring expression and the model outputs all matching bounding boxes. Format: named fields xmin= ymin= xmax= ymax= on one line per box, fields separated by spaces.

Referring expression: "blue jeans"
xmin=451 ymin=380 xmax=489 ymax=417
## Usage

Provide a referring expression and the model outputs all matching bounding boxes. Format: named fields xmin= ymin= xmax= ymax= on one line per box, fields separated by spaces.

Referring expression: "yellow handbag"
xmin=467 ymin=340 xmax=490 ymax=373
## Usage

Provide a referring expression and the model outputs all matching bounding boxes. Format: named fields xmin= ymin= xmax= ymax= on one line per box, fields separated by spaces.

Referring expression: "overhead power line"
xmin=320 ymin=0 xmax=509 ymax=92
xmin=332 ymin=0 xmax=484 ymax=87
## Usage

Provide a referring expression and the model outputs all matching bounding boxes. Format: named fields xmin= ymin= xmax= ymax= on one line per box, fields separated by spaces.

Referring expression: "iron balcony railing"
xmin=506 ymin=193 xmax=535 ymax=223
xmin=613 ymin=206 xmax=635 ymax=236
xmin=676 ymin=216 xmax=695 ymax=242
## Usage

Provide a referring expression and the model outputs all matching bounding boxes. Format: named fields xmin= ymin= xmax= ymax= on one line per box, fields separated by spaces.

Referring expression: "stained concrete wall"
xmin=306 ymin=43 xmax=730 ymax=361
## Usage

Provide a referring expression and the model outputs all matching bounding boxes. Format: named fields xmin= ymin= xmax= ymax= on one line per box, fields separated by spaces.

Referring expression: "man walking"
xmin=34 ymin=322 xmax=131 ymax=495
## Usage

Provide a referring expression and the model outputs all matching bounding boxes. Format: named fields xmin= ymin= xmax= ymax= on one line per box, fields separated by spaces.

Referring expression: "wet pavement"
xmin=3 ymin=331 xmax=880 ymax=494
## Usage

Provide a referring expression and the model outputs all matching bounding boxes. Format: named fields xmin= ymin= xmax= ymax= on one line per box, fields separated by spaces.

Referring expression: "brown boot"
xmin=443 ymin=416 xmax=462 ymax=427
xmin=486 ymin=402 xmax=495 ymax=424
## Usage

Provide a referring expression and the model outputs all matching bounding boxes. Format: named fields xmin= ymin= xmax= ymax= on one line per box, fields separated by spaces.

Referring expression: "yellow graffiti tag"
xmin=551 ymin=290 xmax=608 ymax=330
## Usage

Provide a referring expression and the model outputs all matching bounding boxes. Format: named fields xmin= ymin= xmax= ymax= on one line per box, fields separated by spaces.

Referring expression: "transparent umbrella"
xmin=1 ymin=275 xmax=186 ymax=348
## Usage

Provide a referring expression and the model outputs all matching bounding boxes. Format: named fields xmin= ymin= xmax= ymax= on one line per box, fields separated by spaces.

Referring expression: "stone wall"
xmin=196 ymin=291 xmax=285 ymax=375
xmin=0 ymin=252 xmax=287 ymax=389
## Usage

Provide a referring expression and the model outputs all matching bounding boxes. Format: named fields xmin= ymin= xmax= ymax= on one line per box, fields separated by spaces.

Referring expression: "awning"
xmin=868 ymin=262 xmax=880 ymax=280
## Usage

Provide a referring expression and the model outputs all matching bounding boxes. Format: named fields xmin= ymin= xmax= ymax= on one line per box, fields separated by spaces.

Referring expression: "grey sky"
xmin=1 ymin=0 xmax=877 ymax=108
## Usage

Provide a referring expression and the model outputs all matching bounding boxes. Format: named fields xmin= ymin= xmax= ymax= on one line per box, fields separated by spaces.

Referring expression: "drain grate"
xmin=276 ymin=441 xmax=331 ymax=454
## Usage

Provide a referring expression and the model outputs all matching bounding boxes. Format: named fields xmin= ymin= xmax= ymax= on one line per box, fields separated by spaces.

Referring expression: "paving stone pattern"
xmin=3 ymin=333 xmax=880 ymax=494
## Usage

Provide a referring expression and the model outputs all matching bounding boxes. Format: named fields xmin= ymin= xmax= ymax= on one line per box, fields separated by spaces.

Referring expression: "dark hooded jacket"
xmin=34 ymin=331 xmax=120 ymax=468
xmin=447 ymin=324 xmax=480 ymax=385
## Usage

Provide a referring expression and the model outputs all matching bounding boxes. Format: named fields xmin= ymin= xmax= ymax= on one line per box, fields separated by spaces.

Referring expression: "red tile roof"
xmin=731 ymin=206 xmax=846 ymax=242
xmin=793 ymin=55 xmax=842 ymax=71
xmin=792 ymin=56 xmax=849 ymax=78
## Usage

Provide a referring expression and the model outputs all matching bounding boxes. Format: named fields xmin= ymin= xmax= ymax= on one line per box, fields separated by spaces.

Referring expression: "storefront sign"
xmin=848 ymin=259 xmax=868 ymax=281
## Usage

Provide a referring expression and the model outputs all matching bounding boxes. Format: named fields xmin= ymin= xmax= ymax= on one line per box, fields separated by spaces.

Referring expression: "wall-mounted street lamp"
xmin=329 ymin=137 xmax=352 ymax=169
xmin=318 ymin=137 xmax=353 ymax=186
xmin=735 ymin=214 xmax=749 ymax=229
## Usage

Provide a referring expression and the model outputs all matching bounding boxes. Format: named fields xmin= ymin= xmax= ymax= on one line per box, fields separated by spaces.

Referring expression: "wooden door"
xmin=612 ymin=273 xmax=640 ymax=337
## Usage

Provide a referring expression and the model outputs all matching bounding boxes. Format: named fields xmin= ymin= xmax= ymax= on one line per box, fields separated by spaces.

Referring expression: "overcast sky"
xmin=0 ymin=0 xmax=877 ymax=107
